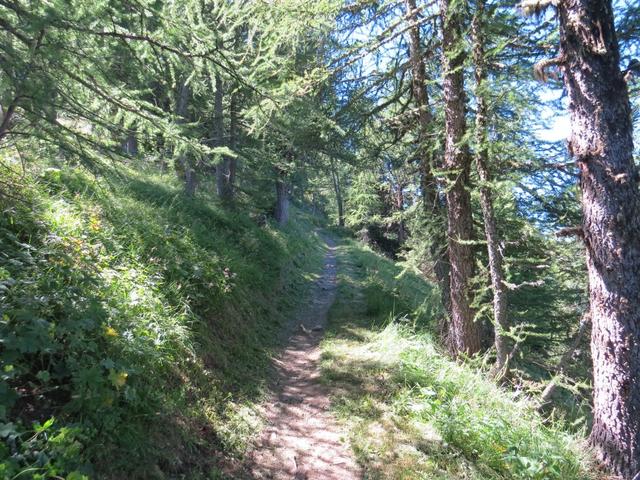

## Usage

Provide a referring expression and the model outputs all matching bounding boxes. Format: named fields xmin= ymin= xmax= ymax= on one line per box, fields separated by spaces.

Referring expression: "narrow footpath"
xmin=245 ymin=237 xmax=362 ymax=480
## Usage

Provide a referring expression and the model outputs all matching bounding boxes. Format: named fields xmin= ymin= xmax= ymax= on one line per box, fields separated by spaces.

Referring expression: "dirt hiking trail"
xmin=245 ymin=236 xmax=362 ymax=480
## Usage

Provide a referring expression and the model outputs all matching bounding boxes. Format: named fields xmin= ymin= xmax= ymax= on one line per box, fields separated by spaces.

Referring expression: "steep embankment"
xmin=0 ymin=163 xmax=325 ymax=479
xmin=320 ymin=239 xmax=598 ymax=480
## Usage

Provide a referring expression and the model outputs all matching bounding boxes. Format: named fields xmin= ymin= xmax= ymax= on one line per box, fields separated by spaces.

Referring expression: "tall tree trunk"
xmin=337 ymin=200 xmax=344 ymax=227
xmin=122 ymin=131 xmax=138 ymax=156
xmin=440 ymin=0 xmax=482 ymax=356
xmin=184 ymin=167 xmax=197 ymax=197
xmin=329 ymin=158 xmax=344 ymax=227
xmin=176 ymin=81 xmax=197 ymax=196
xmin=228 ymin=91 xmax=239 ymax=194
xmin=404 ymin=0 xmax=451 ymax=317
xmin=472 ymin=0 xmax=508 ymax=372
xmin=214 ymin=75 xmax=233 ymax=200
xmin=556 ymin=0 xmax=640 ymax=476
xmin=404 ymin=0 xmax=437 ymax=208
xmin=0 ymin=102 xmax=16 ymax=142
xmin=395 ymin=182 xmax=406 ymax=244
xmin=274 ymin=167 xmax=290 ymax=226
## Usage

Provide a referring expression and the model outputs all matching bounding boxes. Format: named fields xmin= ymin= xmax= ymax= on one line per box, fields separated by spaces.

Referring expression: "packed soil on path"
xmin=244 ymin=237 xmax=362 ymax=480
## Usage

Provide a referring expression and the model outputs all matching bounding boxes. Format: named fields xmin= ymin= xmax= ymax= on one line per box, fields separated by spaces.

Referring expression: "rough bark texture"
xmin=440 ymin=0 xmax=482 ymax=356
xmin=404 ymin=0 xmax=451 ymax=317
xmin=176 ymin=82 xmax=197 ymax=196
xmin=405 ymin=0 xmax=437 ymax=207
xmin=557 ymin=0 xmax=640 ymax=476
xmin=471 ymin=0 xmax=508 ymax=371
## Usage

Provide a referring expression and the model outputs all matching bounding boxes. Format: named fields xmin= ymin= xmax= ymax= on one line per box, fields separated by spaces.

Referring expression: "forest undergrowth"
xmin=320 ymin=239 xmax=597 ymax=480
xmin=0 ymin=158 xmax=326 ymax=479
xmin=0 ymin=156 xmax=609 ymax=480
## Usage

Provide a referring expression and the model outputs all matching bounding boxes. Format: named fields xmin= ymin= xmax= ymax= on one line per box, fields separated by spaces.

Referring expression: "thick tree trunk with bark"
xmin=440 ymin=0 xmax=482 ymax=356
xmin=472 ymin=0 xmax=508 ymax=372
xmin=404 ymin=0 xmax=437 ymax=208
xmin=274 ymin=167 xmax=290 ymax=227
xmin=404 ymin=0 xmax=451 ymax=316
xmin=557 ymin=0 xmax=640 ymax=476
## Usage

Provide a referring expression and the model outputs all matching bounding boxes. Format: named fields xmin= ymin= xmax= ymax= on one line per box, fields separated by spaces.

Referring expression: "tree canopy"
xmin=1 ymin=0 xmax=640 ymax=478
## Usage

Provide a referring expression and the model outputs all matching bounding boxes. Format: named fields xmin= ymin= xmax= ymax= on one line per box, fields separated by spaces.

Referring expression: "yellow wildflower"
xmin=89 ymin=215 xmax=101 ymax=232
xmin=109 ymin=370 xmax=128 ymax=389
xmin=104 ymin=326 xmax=118 ymax=338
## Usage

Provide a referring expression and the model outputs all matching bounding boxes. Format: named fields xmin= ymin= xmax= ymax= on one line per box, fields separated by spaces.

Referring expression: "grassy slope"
xmin=0 ymin=162 xmax=325 ymax=479
xmin=321 ymin=238 xmax=598 ymax=480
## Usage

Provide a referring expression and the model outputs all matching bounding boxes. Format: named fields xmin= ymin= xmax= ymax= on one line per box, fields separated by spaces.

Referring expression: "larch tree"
xmin=440 ymin=0 xmax=483 ymax=355
xmin=329 ymin=157 xmax=346 ymax=227
xmin=214 ymin=74 xmax=233 ymax=200
xmin=471 ymin=0 xmax=509 ymax=372
xmin=176 ymin=80 xmax=198 ymax=196
xmin=404 ymin=0 xmax=452 ymax=316
xmin=531 ymin=0 xmax=640 ymax=475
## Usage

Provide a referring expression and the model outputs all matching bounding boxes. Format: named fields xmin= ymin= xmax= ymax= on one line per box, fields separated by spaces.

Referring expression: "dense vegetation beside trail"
xmin=321 ymin=240 xmax=595 ymax=480
xmin=0 ymin=159 xmax=325 ymax=478
xmin=2 ymin=0 xmax=640 ymax=477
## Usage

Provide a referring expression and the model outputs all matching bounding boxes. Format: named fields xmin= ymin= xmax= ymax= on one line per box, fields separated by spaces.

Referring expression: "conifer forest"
xmin=1 ymin=0 xmax=640 ymax=478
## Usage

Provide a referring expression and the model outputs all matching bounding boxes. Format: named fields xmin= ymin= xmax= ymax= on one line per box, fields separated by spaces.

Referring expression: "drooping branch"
xmin=533 ymin=55 xmax=565 ymax=82
xmin=520 ymin=0 xmax=559 ymax=16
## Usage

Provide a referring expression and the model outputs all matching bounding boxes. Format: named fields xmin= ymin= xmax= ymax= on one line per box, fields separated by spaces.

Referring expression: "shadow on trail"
xmin=244 ymin=239 xmax=363 ymax=480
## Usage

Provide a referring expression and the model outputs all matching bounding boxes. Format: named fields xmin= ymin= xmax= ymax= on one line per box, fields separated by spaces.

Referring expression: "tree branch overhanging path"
xmin=2 ymin=0 xmax=640 ymax=478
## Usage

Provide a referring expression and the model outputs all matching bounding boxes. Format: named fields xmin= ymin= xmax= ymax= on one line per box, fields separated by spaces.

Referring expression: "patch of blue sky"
xmin=535 ymin=87 xmax=570 ymax=143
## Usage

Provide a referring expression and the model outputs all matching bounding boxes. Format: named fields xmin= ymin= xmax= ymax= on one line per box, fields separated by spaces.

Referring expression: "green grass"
xmin=0 ymin=160 xmax=326 ymax=479
xmin=320 ymin=239 xmax=598 ymax=480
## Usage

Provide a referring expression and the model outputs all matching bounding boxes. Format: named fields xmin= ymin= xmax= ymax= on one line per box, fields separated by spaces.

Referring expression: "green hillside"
xmin=0 ymin=162 xmax=324 ymax=478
